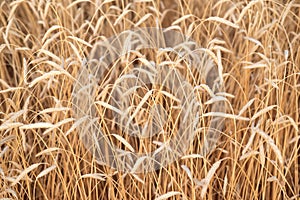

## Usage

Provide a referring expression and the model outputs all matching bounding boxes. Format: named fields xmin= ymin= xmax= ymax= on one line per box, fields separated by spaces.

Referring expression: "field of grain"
xmin=0 ymin=0 xmax=299 ymax=199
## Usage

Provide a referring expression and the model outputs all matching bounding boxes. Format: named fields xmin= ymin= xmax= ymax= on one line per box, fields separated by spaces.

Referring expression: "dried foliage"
xmin=0 ymin=0 xmax=299 ymax=199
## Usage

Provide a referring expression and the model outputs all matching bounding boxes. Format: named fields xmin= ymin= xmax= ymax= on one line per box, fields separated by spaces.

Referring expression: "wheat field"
xmin=0 ymin=0 xmax=299 ymax=199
